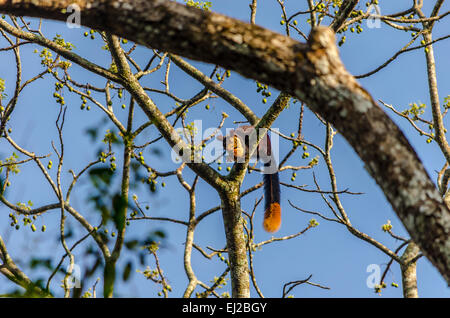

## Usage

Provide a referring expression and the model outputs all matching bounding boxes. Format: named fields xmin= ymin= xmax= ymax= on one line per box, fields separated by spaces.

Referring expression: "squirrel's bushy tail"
xmin=263 ymin=163 xmax=281 ymax=233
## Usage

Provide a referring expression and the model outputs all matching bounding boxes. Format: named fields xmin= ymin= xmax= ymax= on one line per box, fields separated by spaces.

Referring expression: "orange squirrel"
xmin=217 ymin=126 xmax=281 ymax=232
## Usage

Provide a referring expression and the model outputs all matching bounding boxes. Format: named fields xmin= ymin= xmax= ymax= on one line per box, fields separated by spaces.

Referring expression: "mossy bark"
xmin=220 ymin=183 xmax=250 ymax=298
xmin=401 ymin=242 xmax=420 ymax=298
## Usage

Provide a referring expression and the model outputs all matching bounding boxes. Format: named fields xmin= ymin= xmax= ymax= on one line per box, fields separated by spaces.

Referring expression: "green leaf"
xmin=86 ymin=128 xmax=98 ymax=141
xmin=154 ymin=230 xmax=165 ymax=239
xmin=122 ymin=261 xmax=133 ymax=281
xmin=112 ymin=193 xmax=127 ymax=232
xmin=29 ymin=258 xmax=53 ymax=271
xmin=125 ymin=239 xmax=139 ymax=250
xmin=89 ymin=167 xmax=114 ymax=186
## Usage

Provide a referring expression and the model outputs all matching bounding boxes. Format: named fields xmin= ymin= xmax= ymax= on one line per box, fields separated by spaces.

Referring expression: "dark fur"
xmin=263 ymin=161 xmax=281 ymax=213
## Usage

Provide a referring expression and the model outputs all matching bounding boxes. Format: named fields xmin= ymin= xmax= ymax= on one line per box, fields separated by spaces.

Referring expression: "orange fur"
xmin=232 ymin=135 xmax=244 ymax=158
xmin=263 ymin=202 xmax=281 ymax=233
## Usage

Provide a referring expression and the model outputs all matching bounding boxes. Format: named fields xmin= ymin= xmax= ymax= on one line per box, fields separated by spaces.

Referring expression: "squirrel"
xmin=217 ymin=125 xmax=281 ymax=232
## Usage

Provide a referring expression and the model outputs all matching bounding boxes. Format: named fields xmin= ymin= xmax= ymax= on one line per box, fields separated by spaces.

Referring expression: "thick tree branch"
xmin=400 ymin=242 xmax=420 ymax=298
xmin=330 ymin=0 xmax=359 ymax=32
xmin=0 ymin=0 xmax=449 ymax=284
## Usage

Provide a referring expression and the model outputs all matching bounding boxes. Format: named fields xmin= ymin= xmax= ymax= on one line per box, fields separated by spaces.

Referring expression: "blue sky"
xmin=0 ymin=0 xmax=449 ymax=298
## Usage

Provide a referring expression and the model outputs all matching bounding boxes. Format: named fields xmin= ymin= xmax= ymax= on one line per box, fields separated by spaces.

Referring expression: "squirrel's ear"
xmin=240 ymin=125 xmax=254 ymax=132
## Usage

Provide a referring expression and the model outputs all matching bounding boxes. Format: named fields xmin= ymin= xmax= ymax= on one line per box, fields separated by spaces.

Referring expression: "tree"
xmin=0 ymin=0 xmax=449 ymax=298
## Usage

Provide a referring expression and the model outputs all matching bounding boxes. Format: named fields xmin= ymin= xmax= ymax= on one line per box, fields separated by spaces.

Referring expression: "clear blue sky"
xmin=0 ymin=0 xmax=449 ymax=297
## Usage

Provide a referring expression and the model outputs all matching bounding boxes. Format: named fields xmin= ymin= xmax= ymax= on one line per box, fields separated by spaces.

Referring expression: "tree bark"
xmin=219 ymin=184 xmax=250 ymax=298
xmin=0 ymin=0 xmax=449 ymax=284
